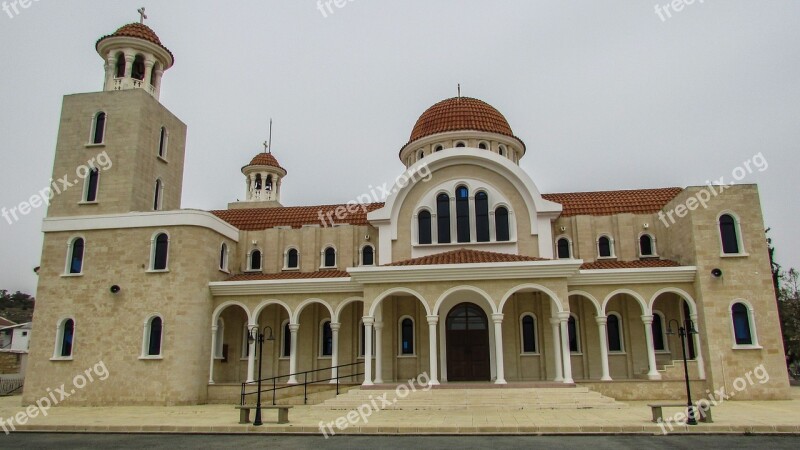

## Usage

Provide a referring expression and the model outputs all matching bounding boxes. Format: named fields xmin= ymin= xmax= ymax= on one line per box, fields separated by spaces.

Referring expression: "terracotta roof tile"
xmin=386 ymin=249 xmax=549 ymax=267
xmin=226 ymin=270 xmax=350 ymax=281
xmin=580 ymin=259 xmax=683 ymax=270
xmin=243 ymin=153 xmax=286 ymax=174
xmin=96 ymin=23 xmax=174 ymax=62
xmin=543 ymin=187 xmax=683 ymax=217
xmin=211 ymin=203 xmax=384 ymax=231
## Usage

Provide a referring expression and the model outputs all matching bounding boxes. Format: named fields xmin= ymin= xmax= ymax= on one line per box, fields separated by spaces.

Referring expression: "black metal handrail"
xmin=240 ymin=361 xmax=364 ymax=406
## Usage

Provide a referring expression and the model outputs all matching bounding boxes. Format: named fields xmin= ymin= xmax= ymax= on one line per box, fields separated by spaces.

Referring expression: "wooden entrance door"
xmin=446 ymin=303 xmax=491 ymax=381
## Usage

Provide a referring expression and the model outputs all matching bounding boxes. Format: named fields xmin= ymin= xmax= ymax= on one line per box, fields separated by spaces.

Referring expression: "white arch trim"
xmin=602 ymin=289 xmax=649 ymax=315
xmin=434 ymin=285 xmax=497 ymax=315
xmin=211 ymin=301 xmax=251 ymax=327
xmin=648 ymin=287 xmax=697 ymax=316
xmin=334 ymin=297 xmax=366 ymax=322
xmin=567 ymin=290 xmax=602 ymax=316
xmin=499 ymin=283 xmax=565 ymax=314
xmin=252 ymin=299 xmax=293 ymax=324
xmin=293 ymin=298 xmax=335 ymax=323
xmin=368 ymin=287 xmax=431 ymax=317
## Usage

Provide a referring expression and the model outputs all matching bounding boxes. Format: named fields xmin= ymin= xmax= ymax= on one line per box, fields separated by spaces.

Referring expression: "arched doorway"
xmin=446 ymin=303 xmax=491 ymax=381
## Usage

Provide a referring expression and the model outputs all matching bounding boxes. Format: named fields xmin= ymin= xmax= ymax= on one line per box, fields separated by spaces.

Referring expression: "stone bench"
xmin=235 ymin=405 xmax=293 ymax=424
xmin=648 ymin=402 xmax=713 ymax=424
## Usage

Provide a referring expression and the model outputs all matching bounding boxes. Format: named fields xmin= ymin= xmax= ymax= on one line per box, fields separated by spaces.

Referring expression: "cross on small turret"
xmin=263 ymin=141 xmax=269 ymax=153
xmin=138 ymin=7 xmax=148 ymax=24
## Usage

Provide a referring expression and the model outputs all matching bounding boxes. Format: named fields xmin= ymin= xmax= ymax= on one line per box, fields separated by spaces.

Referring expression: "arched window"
xmin=151 ymin=233 xmax=169 ymax=271
xmin=254 ymin=174 xmax=262 ymax=190
xmin=115 ymin=53 xmax=126 ymax=78
xmin=495 ymin=207 xmax=510 ymax=242
xmin=158 ymin=127 xmax=168 ymax=159
xmin=282 ymin=321 xmax=291 ymax=358
xmin=323 ymin=247 xmax=336 ymax=268
xmin=434 ymin=145 xmax=444 ymax=152
xmin=719 ymin=214 xmax=741 ymax=254
xmin=132 ymin=54 xmax=146 ymax=80
xmin=285 ymin=248 xmax=299 ymax=269
xmin=568 ymin=315 xmax=580 ymax=353
xmin=478 ymin=142 xmax=488 ymax=150
xmin=67 ymin=237 xmax=85 ymax=274
xmin=418 ymin=150 xmax=425 ymax=160
xmin=219 ymin=243 xmax=228 ymax=271
xmin=153 ymin=179 xmax=163 ymax=211
xmin=84 ymin=169 xmax=99 ymax=202
xmin=400 ymin=317 xmax=414 ymax=355
xmin=475 ymin=192 xmax=490 ymax=242
xmin=456 ymin=186 xmax=470 ymax=243
xmin=361 ymin=245 xmax=375 ymax=266
xmin=249 ymin=250 xmax=262 ymax=271
xmin=418 ymin=210 xmax=432 ymax=244
xmin=598 ymin=235 xmax=613 ymax=258
xmin=607 ymin=313 xmax=623 ymax=352
xmin=92 ymin=112 xmax=106 ymax=144
xmin=144 ymin=316 xmax=163 ymax=357
xmin=732 ymin=302 xmax=754 ymax=346
xmin=436 ymin=194 xmax=451 ymax=244
xmin=265 ymin=175 xmax=273 ymax=191
xmin=499 ymin=145 xmax=507 ymax=157
xmin=455 ymin=142 xmax=466 ymax=148
xmin=520 ymin=314 xmax=537 ymax=354
xmin=652 ymin=312 xmax=667 ymax=351
xmin=557 ymin=238 xmax=571 ymax=259
xmin=56 ymin=318 xmax=75 ymax=358
xmin=320 ymin=320 xmax=333 ymax=357
xmin=640 ymin=234 xmax=655 ymax=257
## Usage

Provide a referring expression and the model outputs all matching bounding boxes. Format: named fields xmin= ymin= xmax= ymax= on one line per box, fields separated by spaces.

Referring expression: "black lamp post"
xmin=248 ymin=325 xmax=275 ymax=426
xmin=667 ymin=318 xmax=699 ymax=425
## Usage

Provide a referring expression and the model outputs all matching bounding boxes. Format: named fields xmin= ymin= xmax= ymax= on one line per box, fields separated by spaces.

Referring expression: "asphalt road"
xmin=2 ymin=434 xmax=800 ymax=449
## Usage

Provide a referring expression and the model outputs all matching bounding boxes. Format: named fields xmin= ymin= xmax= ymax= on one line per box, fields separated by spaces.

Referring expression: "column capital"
xmin=362 ymin=316 xmax=375 ymax=326
xmin=549 ymin=317 xmax=561 ymax=326
xmin=491 ymin=313 xmax=504 ymax=324
xmin=374 ymin=322 xmax=384 ymax=331
xmin=640 ymin=314 xmax=654 ymax=325
xmin=288 ymin=323 xmax=300 ymax=332
xmin=211 ymin=325 xmax=218 ymax=332
xmin=595 ymin=316 xmax=608 ymax=325
xmin=557 ymin=311 xmax=571 ymax=322
xmin=426 ymin=315 xmax=439 ymax=325
xmin=330 ymin=322 xmax=341 ymax=331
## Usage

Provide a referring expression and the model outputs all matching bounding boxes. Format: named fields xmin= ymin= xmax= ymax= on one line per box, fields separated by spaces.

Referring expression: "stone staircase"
xmin=636 ymin=359 xmax=701 ymax=380
xmin=315 ymin=385 xmax=624 ymax=411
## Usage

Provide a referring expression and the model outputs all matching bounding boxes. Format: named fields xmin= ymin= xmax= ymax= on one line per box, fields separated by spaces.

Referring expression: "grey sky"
xmin=1 ymin=1 xmax=798 ymax=294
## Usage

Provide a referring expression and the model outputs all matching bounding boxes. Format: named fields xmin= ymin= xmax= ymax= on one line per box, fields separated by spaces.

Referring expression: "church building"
xmin=22 ymin=19 xmax=791 ymax=406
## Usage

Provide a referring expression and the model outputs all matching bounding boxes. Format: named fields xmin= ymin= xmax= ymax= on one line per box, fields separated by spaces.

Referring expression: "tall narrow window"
xmin=418 ymin=210 xmax=432 ymax=244
xmin=456 ymin=186 xmax=470 ymax=243
xmin=115 ymin=53 xmax=126 ymax=78
xmin=85 ymin=169 xmax=99 ymax=202
xmin=254 ymin=174 xmax=262 ymax=190
xmin=557 ymin=238 xmax=571 ymax=259
xmin=521 ymin=314 xmax=537 ymax=353
xmin=152 ymin=233 xmax=169 ymax=271
xmin=60 ymin=319 xmax=75 ymax=358
xmin=732 ymin=303 xmax=753 ymax=345
xmin=324 ymin=247 xmax=336 ymax=268
xmin=607 ymin=314 xmax=623 ymax=352
xmin=720 ymin=214 xmax=741 ymax=254
xmin=652 ymin=313 xmax=666 ymax=351
xmin=250 ymin=250 xmax=262 ymax=271
xmin=400 ymin=318 xmax=414 ymax=355
xmin=495 ymin=207 xmax=510 ymax=242
xmin=320 ymin=321 xmax=333 ymax=357
xmin=640 ymin=234 xmax=655 ymax=257
xmin=598 ymin=236 xmax=613 ymax=258
xmin=68 ymin=238 xmax=85 ymax=274
xmin=153 ymin=179 xmax=163 ymax=211
xmin=282 ymin=321 xmax=291 ymax=357
xmin=132 ymin=55 xmax=145 ymax=80
xmin=158 ymin=127 xmax=168 ymax=159
xmin=265 ymin=175 xmax=273 ymax=191
xmin=362 ymin=246 xmax=375 ymax=266
xmin=286 ymin=248 xmax=299 ymax=269
xmin=146 ymin=316 xmax=163 ymax=356
xmin=475 ymin=192 xmax=490 ymax=242
xmin=219 ymin=243 xmax=228 ymax=271
xmin=93 ymin=112 xmax=106 ymax=144
xmin=437 ymin=194 xmax=451 ymax=244
xmin=568 ymin=315 xmax=580 ymax=353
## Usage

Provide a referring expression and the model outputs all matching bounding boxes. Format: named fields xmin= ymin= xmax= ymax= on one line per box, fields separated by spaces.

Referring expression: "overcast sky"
xmin=1 ymin=1 xmax=798 ymax=294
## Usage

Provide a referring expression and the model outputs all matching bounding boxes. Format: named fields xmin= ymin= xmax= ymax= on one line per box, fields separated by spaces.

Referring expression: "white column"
xmin=329 ymin=322 xmax=341 ymax=384
xmin=123 ymin=52 xmax=135 ymax=79
xmin=287 ymin=323 xmax=300 ymax=384
xmin=641 ymin=315 xmax=662 ymax=380
xmin=144 ymin=58 xmax=155 ymax=87
xmin=209 ymin=325 xmax=217 ymax=384
xmin=595 ymin=316 xmax=612 ymax=381
xmin=362 ymin=317 xmax=374 ymax=386
xmin=690 ymin=314 xmax=706 ymax=380
xmin=558 ymin=312 xmax=574 ymax=384
xmin=549 ymin=318 xmax=563 ymax=382
xmin=246 ymin=324 xmax=257 ymax=383
xmin=374 ymin=322 xmax=384 ymax=384
xmin=427 ymin=315 xmax=440 ymax=385
xmin=492 ymin=314 xmax=507 ymax=384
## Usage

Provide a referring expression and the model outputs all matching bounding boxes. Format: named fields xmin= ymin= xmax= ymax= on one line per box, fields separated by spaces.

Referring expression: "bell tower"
xmin=238 ymin=149 xmax=287 ymax=208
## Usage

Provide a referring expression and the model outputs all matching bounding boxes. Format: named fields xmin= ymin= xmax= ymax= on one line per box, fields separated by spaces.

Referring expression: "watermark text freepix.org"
xmin=316 ymin=0 xmax=355 ymax=18
xmin=655 ymin=0 xmax=704 ymax=22
xmin=1 ymin=151 xmax=113 ymax=226
xmin=2 ymin=0 xmax=44 ymax=20
xmin=0 ymin=360 xmax=110 ymax=434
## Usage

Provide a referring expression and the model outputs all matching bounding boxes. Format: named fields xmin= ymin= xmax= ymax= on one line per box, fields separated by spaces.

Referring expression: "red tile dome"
xmin=96 ymin=23 xmax=174 ymax=62
xmin=243 ymin=152 xmax=287 ymax=174
xmin=409 ymin=97 xmax=515 ymax=142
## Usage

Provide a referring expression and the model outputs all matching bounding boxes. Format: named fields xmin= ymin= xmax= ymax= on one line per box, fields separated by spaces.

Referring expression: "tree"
xmin=778 ymin=269 xmax=800 ymax=372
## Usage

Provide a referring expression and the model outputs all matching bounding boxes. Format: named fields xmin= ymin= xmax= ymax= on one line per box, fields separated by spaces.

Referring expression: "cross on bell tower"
xmin=138 ymin=7 xmax=147 ymax=24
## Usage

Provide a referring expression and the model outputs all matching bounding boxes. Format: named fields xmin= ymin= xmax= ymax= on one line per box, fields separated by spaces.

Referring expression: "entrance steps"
xmin=636 ymin=359 xmax=701 ymax=380
xmin=314 ymin=384 xmax=624 ymax=411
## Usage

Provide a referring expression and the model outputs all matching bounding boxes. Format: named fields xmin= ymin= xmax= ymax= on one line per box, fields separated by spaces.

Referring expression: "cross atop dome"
xmin=137 ymin=7 xmax=147 ymax=24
